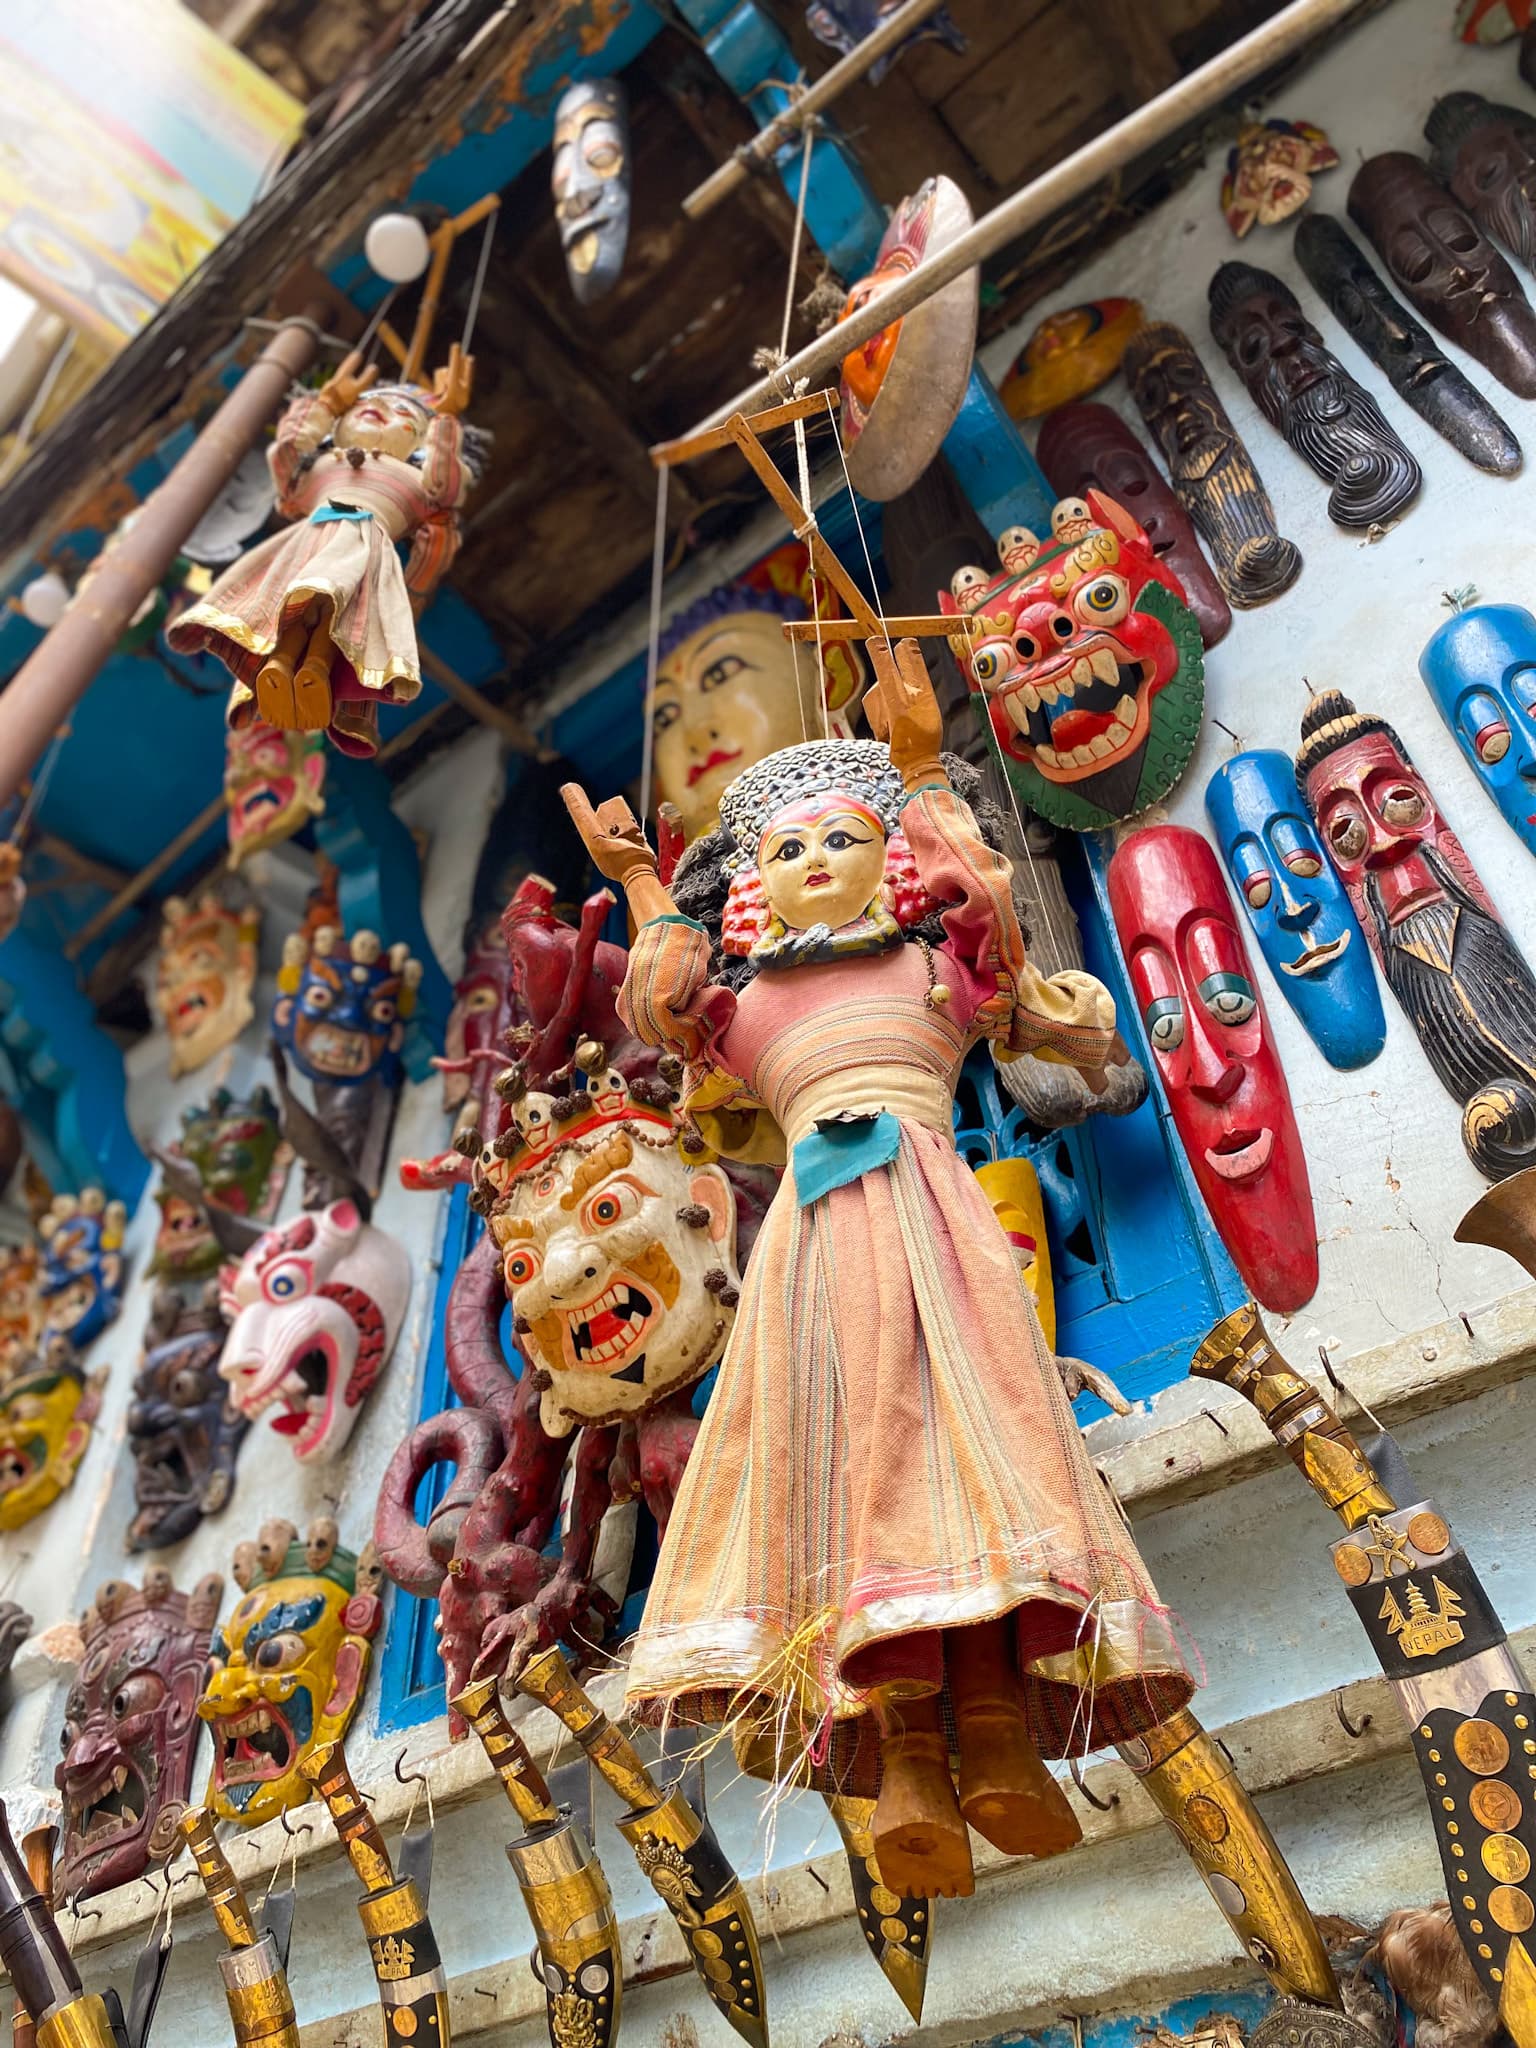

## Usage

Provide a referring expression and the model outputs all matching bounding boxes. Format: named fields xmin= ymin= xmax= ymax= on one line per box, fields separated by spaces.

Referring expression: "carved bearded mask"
xmin=127 ymin=1288 xmax=245 ymax=1553
xmin=551 ymin=79 xmax=630 ymax=305
xmin=199 ymin=1518 xmax=381 ymax=1825
xmin=494 ymin=1092 xmax=739 ymax=1431
xmin=218 ymin=1202 xmax=410 ymax=1463
xmin=1108 ymin=825 xmax=1318 ymax=1315
xmin=155 ymin=895 xmax=260 ymax=1079
xmin=56 ymin=1570 xmax=224 ymax=1899
xmin=225 ymin=724 xmax=325 ymax=869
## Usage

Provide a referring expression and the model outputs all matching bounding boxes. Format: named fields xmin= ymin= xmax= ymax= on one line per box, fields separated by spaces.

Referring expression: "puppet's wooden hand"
xmin=561 ymin=785 xmax=676 ymax=923
xmin=319 ymin=350 xmax=378 ymax=417
xmin=866 ymin=637 xmax=947 ymax=791
xmin=432 ymin=343 xmax=474 ymax=417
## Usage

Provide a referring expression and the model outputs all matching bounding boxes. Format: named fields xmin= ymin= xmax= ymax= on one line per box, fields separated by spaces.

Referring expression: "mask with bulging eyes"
xmin=551 ymin=79 xmax=630 ymax=306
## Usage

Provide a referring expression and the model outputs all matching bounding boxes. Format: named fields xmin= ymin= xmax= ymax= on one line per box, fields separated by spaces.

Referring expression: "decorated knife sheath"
xmin=180 ymin=1807 xmax=301 ymax=2048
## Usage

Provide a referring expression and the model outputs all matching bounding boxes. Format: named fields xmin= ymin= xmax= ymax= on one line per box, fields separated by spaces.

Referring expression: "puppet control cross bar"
xmin=649 ymin=392 xmax=978 ymax=651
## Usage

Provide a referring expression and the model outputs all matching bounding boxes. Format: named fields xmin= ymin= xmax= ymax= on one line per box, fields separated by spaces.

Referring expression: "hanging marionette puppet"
xmin=562 ymin=637 xmax=1194 ymax=1901
xmin=169 ymin=344 xmax=488 ymax=758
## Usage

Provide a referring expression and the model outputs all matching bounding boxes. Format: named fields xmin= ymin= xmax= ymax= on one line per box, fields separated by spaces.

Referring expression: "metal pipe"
xmin=0 ymin=311 xmax=326 ymax=809
xmin=681 ymin=0 xmax=952 ymax=220
xmin=662 ymin=0 xmax=1382 ymax=446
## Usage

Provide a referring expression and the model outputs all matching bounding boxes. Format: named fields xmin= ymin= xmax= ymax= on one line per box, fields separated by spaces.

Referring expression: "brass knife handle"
xmin=517 ymin=1647 xmax=660 ymax=1814
xmin=452 ymin=1677 xmax=559 ymax=1830
xmin=180 ymin=1807 xmax=258 ymax=1950
xmin=298 ymin=1743 xmax=394 ymax=1896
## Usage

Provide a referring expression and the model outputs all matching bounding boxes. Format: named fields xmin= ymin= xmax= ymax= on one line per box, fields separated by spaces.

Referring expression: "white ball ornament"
xmin=364 ymin=212 xmax=431 ymax=284
xmin=19 ymin=571 xmax=69 ymax=629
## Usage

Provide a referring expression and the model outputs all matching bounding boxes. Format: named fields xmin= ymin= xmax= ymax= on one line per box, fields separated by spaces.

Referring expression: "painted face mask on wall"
xmin=155 ymin=895 xmax=260 ymax=1080
xmin=940 ymin=490 xmax=1205 ymax=831
xmin=551 ymin=79 xmax=630 ymax=305
xmin=1419 ymin=601 xmax=1536 ymax=854
xmin=1000 ymin=298 xmax=1144 ymax=420
xmin=1205 ymin=749 xmax=1386 ymax=1071
xmin=1220 ymin=118 xmax=1339 ymax=238
xmin=0 ymin=1333 xmax=101 ymax=1531
xmin=127 ymin=1286 xmax=246 ymax=1553
xmin=199 ymin=1517 xmax=382 ymax=1826
xmin=1108 ymin=824 xmax=1319 ymax=1314
xmin=150 ymin=1088 xmax=289 ymax=1282
xmin=225 ymin=724 xmax=325 ymax=869
xmin=56 ymin=1570 xmax=224 ymax=1899
xmin=37 ymin=1190 xmax=127 ymax=1349
xmin=1297 ymin=688 xmax=1536 ymax=1180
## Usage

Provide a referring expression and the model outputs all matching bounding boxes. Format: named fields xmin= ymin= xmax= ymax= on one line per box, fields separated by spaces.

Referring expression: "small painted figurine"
xmin=55 ymin=1570 xmax=224 ymax=1899
xmin=1426 ymin=93 xmax=1536 ymax=272
xmin=217 ymin=1198 xmax=410 ymax=1464
xmin=0 ymin=1245 xmax=40 ymax=1355
xmin=1419 ymin=599 xmax=1536 ymax=854
xmin=807 ymin=0 xmax=966 ymax=75
xmin=1296 ymin=687 xmax=1536 ymax=1179
xmin=1108 ymin=824 xmax=1320 ymax=1313
xmin=273 ymin=923 xmax=422 ymax=1201
xmin=1205 ymin=750 xmax=1386 ymax=1071
xmin=1036 ymin=401 xmax=1232 ymax=647
xmin=0 ymin=1332 xmax=101 ymax=1531
xmin=1122 ymin=321 xmax=1301 ymax=607
xmin=198 ymin=1516 xmax=381 ymax=1826
xmin=838 ymin=176 xmax=978 ymax=500
xmin=1349 ymin=153 xmax=1536 ymax=400
xmin=224 ymin=723 xmax=325 ymax=869
xmin=565 ymin=643 xmax=1193 ymax=1903
xmin=939 ymin=489 xmax=1205 ymax=832
xmin=1221 ymin=118 xmax=1338 ymax=238
xmin=154 ymin=893 xmax=260 ymax=1081
xmin=126 ymin=1285 xmax=246 ymax=1552
xmin=37 ymin=1189 xmax=127 ymax=1349
xmin=651 ymin=543 xmax=865 ymax=844
xmin=168 ymin=348 xmax=489 ymax=758
xmin=1207 ymin=260 xmax=1422 ymax=530
xmin=1293 ymin=213 xmax=1522 ymax=477
xmin=1000 ymin=299 xmax=1144 ymax=420
xmin=552 ymin=79 xmax=630 ymax=305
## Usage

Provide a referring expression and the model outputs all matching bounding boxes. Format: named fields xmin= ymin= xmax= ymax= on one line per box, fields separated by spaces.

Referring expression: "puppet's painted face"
xmin=653 ymin=611 xmax=821 ymax=842
xmin=1419 ymin=603 xmax=1536 ymax=853
xmin=1205 ymin=750 xmax=1386 ymax=1071
xmin=156 ymin=896 xmax=259 ymax=1080
xmin=945 ymin=492 xmax=1203 ymax=830
xmin=127 ymin=1305 xmax=245 ymax=1552
xmin=1109 ymin=825 xmax=1317 ymax=1314
xmin=39 ymin=1196 xmax=126 ymax=1348
xmin=333 ymin=387 xmax=431 ymax=462
xmin=495 ymin=1115 xmax=738 ymax=1428
xmin=274 ymin=932 xmax=411 ymax=1089
xmin=225 ymin=724 xmax=325 ymax=868
xmin=759 ymin=798 xmax=889 ymax=933
xmin=199 ymin=1569 xmax=374 ymax=1824
xmin=0 ymin=1345 xmax=94 ymax=1530
xmin=1222 ymin=120 xmax=1339 ymax=237
xmin=1001 ymin=298 xmax=1143 ymax=419
xmin=56 ymin=1575 xmax=222 ymax=1898
xmin=219 ymin=1203 xmax=409 ymax=1464
xmin=552 ymin=79 xmax=630 ymax=304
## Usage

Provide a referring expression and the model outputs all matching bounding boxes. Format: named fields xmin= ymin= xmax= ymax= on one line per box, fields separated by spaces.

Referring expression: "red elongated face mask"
xmin=1108 ymin=825 xmax=1318 ymax=1313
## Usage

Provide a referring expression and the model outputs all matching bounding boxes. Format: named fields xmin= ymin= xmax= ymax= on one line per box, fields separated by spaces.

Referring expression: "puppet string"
xmin=11 ymin=722 xmax=68 ymax=845
xmin=777 ymin=119 xmax=817 ymax=365
xmin=357 ymin=286 xmax=401 ymax=367
xmin=638 ymin=461 xmax=670 ymax=825
xmin=460 ymin=208 xmax=498 ymax=359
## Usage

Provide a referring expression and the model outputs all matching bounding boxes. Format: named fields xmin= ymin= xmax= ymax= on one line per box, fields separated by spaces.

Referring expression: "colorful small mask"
xmin=940 ymin=490 xmax=1204 ymax=831
xmin=218 ymin=1201 xmax=410 ymax=1463
xmin=225 ymin=723 xmax=325 ymax=869
xmin=1208 ymin=261 xmax=1422 ymax=530
xmin=0 ymin=1333 xmax=102 ymax=1530
xmin=838 ymin=175 xmax=978 ymax=500
xmin=273 ymin=926 xmax=420 ymax=1091
xmin=200 ymin=1517 xmax=382 ymax=1825
xmin=56 ymin=1569 xmax=224 ymax=1898
xmin=1349 ymin=153 xmax=1536 ymax=400
xmin=652 ymin=543 xmax=865 ymax=843
xmin=127 ymin=1286 xmax=246 ymax=1552
xmin=160 ymin=1086 xmax=290 ymax=1275
xmin=552 ymin=79 xmax=630 ymax=305
xmin=1221 ymin=119 xmax=1338 ymax=238
xmin=1296 ymin=688 xmax=1536 ymax=1180
xmin=1108 ymin=825 xmax=1318 ymax=1314
xmin=1000 ymin=298 xmax=1144 ymax=420
xmin=1205 ymin=749 xmax=1386 ymax=1071
xmin=38 ymin=1190 xmax=127 ymax=1349
xmin=1420 ymin=601 xmax=1536 ymax=854
xmin=155 ymin=894 xmax=260 ymax=1079
xmin=0 ymin=1245 xmax=41 ymax=1355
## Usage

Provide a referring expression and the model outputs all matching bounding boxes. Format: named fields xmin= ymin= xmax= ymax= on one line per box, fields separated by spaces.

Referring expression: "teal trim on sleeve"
xmin=901 ymin=781 xmax=951 ymax=805
xmin=641 ymin=913 xmax=707 ymax=932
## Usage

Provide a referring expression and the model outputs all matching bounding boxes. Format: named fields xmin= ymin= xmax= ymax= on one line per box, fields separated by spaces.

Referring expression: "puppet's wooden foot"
xmin=255 ymin=616 xmax=310 ymax=728
xmin=291 ymin=623 xmax=335 ymax=730
xmin=872 ymin=1696 xmax=974 ymax=1899
xmin=949 ymin=1619 xmax=1082 ymax=1860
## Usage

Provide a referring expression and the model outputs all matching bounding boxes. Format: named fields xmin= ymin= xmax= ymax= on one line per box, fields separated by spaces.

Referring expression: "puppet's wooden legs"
xmin=293 ymin=617 xmax=336 ymax=729
xmin=255 ymin=606 xmax=334 ymax=731
xmin=871 ymin=1694 xmax=974 ymax=1899
xmin=949 ymin=1618 xmax=1082 ymax=1859
xmin=255 ymin=612 xmax=310 ymax=727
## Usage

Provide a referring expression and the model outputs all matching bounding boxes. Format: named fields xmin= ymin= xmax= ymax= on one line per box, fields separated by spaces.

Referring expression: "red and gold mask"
xmin=225 ymin=724 xmax=325 ymax=868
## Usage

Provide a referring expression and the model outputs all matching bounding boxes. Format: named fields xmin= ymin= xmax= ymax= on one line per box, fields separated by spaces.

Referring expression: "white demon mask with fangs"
xmin=218 ymin=1202 xmax=410 ymax=1462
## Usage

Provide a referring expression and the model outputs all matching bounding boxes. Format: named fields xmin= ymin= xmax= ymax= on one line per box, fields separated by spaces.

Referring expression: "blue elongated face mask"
xmin=1205 ymin=748 xmax=1385 ymax=1071
xmin=1419 ymin=603 xmax=1536 ymax=854
xmin=551 ymin=79 xmax=630 ymax=306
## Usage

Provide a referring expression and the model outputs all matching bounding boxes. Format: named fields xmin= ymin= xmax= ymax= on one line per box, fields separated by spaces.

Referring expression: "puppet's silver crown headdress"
xmin=718 ymin=739 xmax=907 ymax=873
